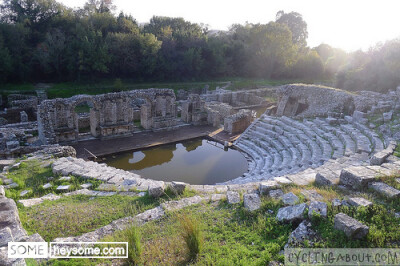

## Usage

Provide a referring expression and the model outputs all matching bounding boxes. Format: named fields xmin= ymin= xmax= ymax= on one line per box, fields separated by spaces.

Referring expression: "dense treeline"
xmin=0 ymin=0 xmax=399 ymax=92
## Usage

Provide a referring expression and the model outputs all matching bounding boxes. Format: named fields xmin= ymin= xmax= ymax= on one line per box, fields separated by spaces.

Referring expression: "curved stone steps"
xmin=281 ymin=119 xmax=333 ymax=163
xmin=309 ymin=119 xmax=348 ymax=157
xmin=250 ymin=126 xmax=305 ymax=172
xmin=340 ymin=124 xmax=372 ymax=154
xmin=234 ymin=113 xmax=393 ymax=183
xmin=351 ymin=120 xmax=385 ymax=152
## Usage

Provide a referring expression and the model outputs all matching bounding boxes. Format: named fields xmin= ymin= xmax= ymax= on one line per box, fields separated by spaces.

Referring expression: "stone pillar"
xmin=140 ymin=102 xmax=152 ymax=129
xmin=20 ymin=111 xmax=28 ymax=123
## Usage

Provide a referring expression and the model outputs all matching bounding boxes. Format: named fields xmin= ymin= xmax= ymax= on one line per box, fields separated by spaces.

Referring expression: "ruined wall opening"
xmin=73 ymin=100 xmax=95 ymax=140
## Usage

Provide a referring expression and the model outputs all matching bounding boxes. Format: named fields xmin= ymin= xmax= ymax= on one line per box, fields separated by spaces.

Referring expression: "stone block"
xmin=339 ymin=166 xmax=377 ymax=189
xmin=315 ymin=170 xmax=339 ymax=186
xmin=42 ymin=183 xmax=52 ymax=189
xmin=170 ymin=181 xmax=187 ymax=194
xmin=332 ymin=198 xmax=342 ymax=207
xmin=368 ymin=182 xmax=400 ymax=198
xmin=383 ymin=111 xmax=393 ymax=122
xmin=227 ymin=191 xmax=240 ymax=204
xmin=276 ymin=203 xmax=307 ymax=223
xmin=370 ymin=151 xmax=393 ymax=166
xmin=308 ymin=201 xmax=327 ymax=218
xmin=347 ymin=197 xmax=373 ymax=207
xmin=0 ymin=227 xmax=13 ymax=247
xmin=301 ymin=189 xmax=324 ymax=201
xmin=269 ymin=189 xmax=284 ymax=199
xmin=56 ymin=185 xmax=70 ymax=191
xmin=19 ymin=190 xmax=30 ymax=197
xmin=80 ymin=183 xmax=92 ymax=189
xmin=243 ymin=193 xmax=261 ymax=211
xmin=148 ymin=181 xmax=165 ymax=198
xmin=259 ymin=180 xmax=280 ymax=194
xmin=59 ymin=176 xmax=71 ymax=181
xmin=6 ymin=141 xmax=19 ymax=150
xmin=334 ymin=213 xmax=369 ymax=239
xmin=282 ymin=192 xmax=299 ymax=205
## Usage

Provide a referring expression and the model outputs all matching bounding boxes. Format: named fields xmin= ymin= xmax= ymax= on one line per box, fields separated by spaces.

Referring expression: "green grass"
xmin=19 ymin=194 xmax=158 ymax=242
xmin=4 ymin=159 xmax=103 ymax=200
xmin=102 ymin=197 xmax=291 ymax=265
xmin=394 ymin=142 xmax=400 ymax=158
xmin=313 ymin=204 xmax=400 ymax=248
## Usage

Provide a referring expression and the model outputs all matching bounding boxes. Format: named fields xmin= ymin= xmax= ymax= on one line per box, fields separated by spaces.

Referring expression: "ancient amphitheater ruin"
xmin=0 ymin=83 xmax=399 ymax=264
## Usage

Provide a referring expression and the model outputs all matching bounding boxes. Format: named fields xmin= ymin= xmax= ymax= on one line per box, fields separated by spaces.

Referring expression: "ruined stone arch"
xmin=69 ymin=95 xmax=100 ymax=139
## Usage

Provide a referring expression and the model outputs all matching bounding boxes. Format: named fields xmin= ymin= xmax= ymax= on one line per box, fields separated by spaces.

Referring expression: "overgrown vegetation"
xmin=178 ymin=213 xmax=203 ymax=261
xmin=19 ymin=194 xmax=157 ymax=241
xmin=4 ymin=159 xmax=102 ymax=200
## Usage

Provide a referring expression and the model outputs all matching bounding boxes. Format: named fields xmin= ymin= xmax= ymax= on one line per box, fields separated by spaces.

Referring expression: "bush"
xmin=179 ymin=213 xmax=203 ymax=261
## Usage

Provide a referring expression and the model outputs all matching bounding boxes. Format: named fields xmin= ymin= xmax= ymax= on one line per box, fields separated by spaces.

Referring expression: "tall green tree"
xmin=276 ymin=10 xmax=308 ymax=47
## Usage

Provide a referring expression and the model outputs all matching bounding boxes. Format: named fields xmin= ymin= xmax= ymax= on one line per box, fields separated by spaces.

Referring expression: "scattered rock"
xmin=148 ymin=181 xmax=165 ymax=198
xmin=259 ymin=180 xmax=280 ymax=194
xmin=56 ymin=185 xmax=70 ymax=191
xmin=276 ymin=203 xmax=307 ymax=223
xmin=2 ymin=179 xmax=13 ymax=185
xmin=19 ymin=190 xmax=30 ymax=197
xmin=301 ymin=189 xmax=323 ymax=201
xmin=210 ymin=194 xmax=226 ymax=201
xmin=5 ymin=183 xmax=18 ymax=189
xmin=347 ymin=197 xmax=373 ymax=207
xmin=0 ymin=186 xmax=4 ymax=197
xmin=282 ymin=192 xmax=299 ymax=205
xmin=59 ymin=176 xmax=71 ymax=181
xmin=383 ymin=111 xmax=393 ymax=122
xmin=269 ymin=189 xmax=284 ymax=200
xmin=339 ymin=166 xmax=377 ymax=189
xmin=42 ymin=183 xmax=52 ymax=189
xmin=170 ymin=181 xmax=187 ymax=194
xmin=369 ymin=182 xmax=400 ymax=198
xmin=334 ymin=213 xmax=369 ymax=239
xmin=243 ymin=193 xmax=261 ymax=211
xmin=370 ymin=151 xmax=393 ymax=166
xmin=285 ymin=220 xmax=317 ymax=248
xmin=0 ymin=227 xmax=13 ymax=247
xmin=315 ymin=170 xmax=339 ymax=186
xmin=227 ymin=191 xmax=240 ymax=204
xmin=332 ymin=199 xmax=342 ymax=207
xmin=308 ymin=201 xmax=327 ymax=218
xmin=80 ymin=183 xmax=92 ymax=189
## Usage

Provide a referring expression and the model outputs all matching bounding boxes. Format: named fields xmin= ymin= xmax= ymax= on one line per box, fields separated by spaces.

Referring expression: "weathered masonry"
xmin=38 ymin=89 xmax=177 ymax=144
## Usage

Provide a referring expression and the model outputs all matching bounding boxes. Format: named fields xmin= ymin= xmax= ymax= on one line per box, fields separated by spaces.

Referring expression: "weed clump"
xmin=178 ymin=213 xmax=203 ymax=261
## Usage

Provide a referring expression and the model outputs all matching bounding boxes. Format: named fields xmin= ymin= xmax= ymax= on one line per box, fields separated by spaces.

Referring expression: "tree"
xmin=244 ymin=22 xmax=295 ymax=78
xmin=276 ymin=10 xmax=308 ymax=47
xmin=35 ymin=28 xmax=66 ymax=78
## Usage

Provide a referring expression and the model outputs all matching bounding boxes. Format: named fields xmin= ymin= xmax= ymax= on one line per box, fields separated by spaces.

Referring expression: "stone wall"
xmin=276 ymin=84 xmax=355 ymax=117
xmin=181 ymin=95 xmax=236 ymax=127
xmin=38 ymin=89 xmax=177 ymax=144
xmin=8 ymin=94 xmax=38 ymax=111
xmin=224 ymin=109 xmax=252 ymax=134
xmin=201 ymin=88 xmax=271 ymax=108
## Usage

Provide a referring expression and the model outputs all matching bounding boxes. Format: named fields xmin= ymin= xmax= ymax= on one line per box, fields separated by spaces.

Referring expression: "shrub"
xmin=179 ymin=213 xmax=203 ymax=261
xmin=125 ymin=226 xmax=142 ymax=265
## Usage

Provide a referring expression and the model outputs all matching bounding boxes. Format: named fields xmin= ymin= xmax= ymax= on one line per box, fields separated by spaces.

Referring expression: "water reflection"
xmin=104 ymin=138 xmax=248 ymax=185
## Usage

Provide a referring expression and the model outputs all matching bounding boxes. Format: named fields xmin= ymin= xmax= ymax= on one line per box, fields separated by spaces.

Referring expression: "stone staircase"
xmin=232 ymin=115 xmax=387 ymax=184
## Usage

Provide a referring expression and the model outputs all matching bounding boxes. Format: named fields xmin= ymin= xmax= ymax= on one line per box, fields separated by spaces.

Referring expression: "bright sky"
xmin=61 ymin=0 xmax=400 ymax=52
